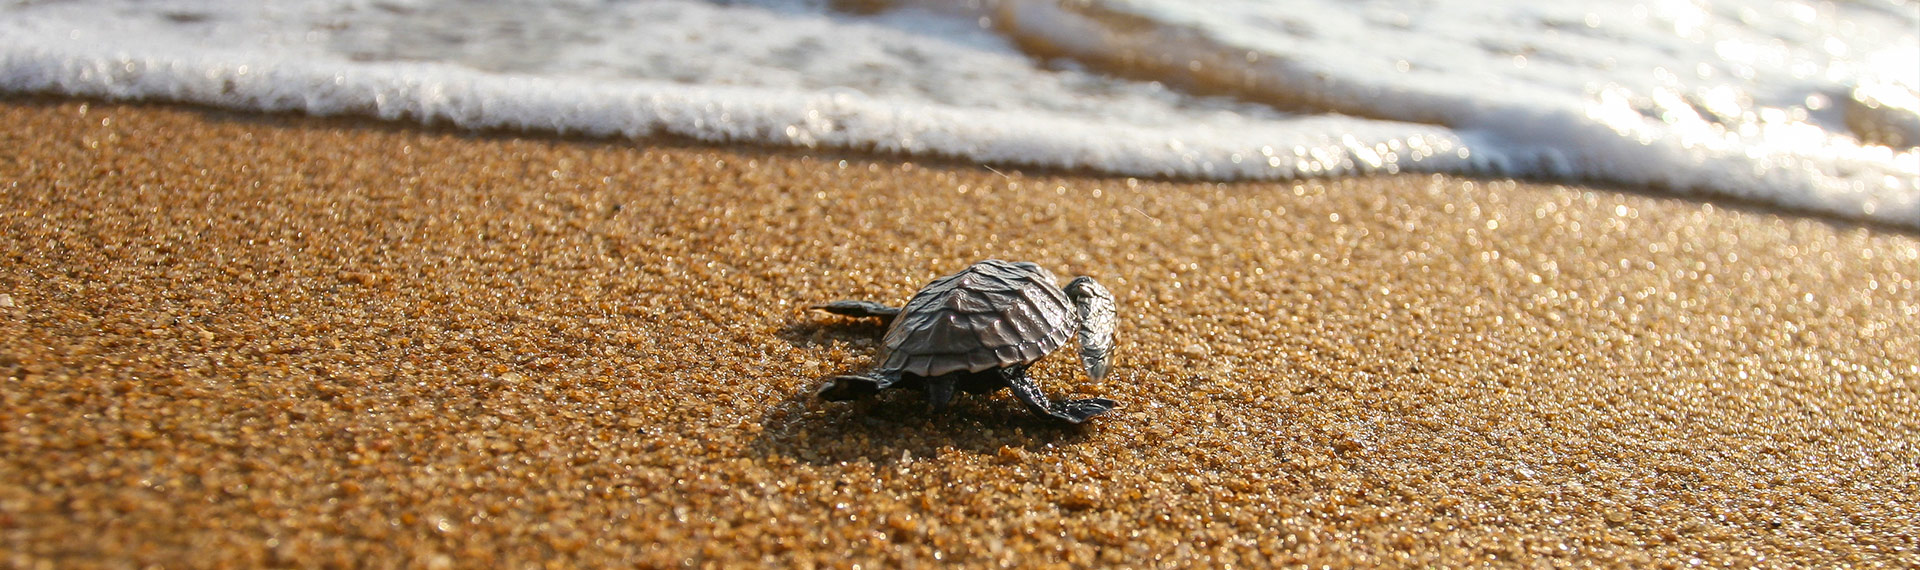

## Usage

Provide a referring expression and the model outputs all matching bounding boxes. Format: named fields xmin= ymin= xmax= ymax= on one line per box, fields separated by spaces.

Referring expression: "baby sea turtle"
xmin=811 ymin=259 xmax=1119 ymax=423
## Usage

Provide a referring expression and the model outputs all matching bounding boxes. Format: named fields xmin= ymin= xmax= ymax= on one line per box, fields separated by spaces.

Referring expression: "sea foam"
xmin=3 ymin=0 xmax=1915 ymax=227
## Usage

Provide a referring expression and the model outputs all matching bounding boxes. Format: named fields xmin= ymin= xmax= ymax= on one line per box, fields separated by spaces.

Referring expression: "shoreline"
xmin=15 ymin=94 xmax=1913 ymax=236
xmin=2 ymin=97 xmax=1916 ymax=567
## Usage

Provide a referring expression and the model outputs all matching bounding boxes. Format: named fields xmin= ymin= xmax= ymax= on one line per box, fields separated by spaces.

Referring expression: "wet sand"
xmin=1 ymin=97 xmax=1916 ymax=567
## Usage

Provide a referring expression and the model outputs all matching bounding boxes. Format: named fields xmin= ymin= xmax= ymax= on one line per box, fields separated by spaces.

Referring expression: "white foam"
xmin=997 ymin=0 xmax=1920 ymax=223
xmin=2 ymin=0 xmax=1915 ymax=226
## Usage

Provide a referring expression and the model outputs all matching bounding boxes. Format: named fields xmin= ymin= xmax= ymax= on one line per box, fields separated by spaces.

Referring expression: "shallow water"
xmin=3 ymin=0 xmax=1915 ymax=226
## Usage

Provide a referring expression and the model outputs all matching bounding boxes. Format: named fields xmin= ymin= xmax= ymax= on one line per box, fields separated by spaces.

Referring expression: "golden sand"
xmin=1 ymin=97 xmax=1916 ymax=567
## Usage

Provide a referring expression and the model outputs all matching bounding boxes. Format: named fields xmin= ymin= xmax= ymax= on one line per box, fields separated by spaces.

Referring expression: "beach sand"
xmin=1 ymin=97 xmax=1916 ymax=567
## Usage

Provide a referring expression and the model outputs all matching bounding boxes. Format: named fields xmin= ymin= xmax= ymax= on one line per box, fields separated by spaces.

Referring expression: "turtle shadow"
xmin=748 ymin=377 xmax=1099 ymax=467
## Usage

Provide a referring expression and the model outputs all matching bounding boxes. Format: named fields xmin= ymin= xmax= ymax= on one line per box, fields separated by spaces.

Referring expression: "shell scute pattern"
xmin=1017 ymin=285 xmax=1070 ymax=326
xmin=939 ymin=290 xmax=996 ymax=313
xmin=878 ymin=260 xmax=1078 ymax=377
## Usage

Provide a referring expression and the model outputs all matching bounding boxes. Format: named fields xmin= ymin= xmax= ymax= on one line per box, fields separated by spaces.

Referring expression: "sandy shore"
xmin=1 ymin=97 xmax=1916 ymax=567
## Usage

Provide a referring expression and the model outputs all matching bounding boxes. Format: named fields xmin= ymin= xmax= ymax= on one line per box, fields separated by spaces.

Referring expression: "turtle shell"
xmin=876 ymin=259 xmax=1077 ymax=378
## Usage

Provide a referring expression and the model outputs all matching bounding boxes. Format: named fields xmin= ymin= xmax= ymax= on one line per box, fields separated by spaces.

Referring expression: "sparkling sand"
xmin=1 ymin=98 xmax=1916 ymax=567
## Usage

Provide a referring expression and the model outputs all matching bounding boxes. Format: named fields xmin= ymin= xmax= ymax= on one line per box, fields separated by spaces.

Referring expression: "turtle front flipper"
xmin=1002 ymin=366 xmax=1116 ymax=424
xmin=1064 ymin=276 xmax=1116 ymax=380
xmin=811 ymin=300 xmax=903 ymax=323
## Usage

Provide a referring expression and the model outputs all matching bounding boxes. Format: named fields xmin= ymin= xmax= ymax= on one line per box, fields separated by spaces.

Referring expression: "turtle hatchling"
xmin=811 ymin=259 xmax=1119 ymax=423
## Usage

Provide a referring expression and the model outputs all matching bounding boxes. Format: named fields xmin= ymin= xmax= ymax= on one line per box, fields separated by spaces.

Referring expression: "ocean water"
xmin=3 ymin=0 xmax=1916 ymax=226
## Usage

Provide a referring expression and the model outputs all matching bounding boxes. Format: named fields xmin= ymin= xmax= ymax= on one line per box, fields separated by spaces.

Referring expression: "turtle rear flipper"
xmin=811 ymin=300 xmax=902 ymax=322
xmin=816 ymin=372 xmax=899 ymax=401
xmin=1003 ymin=366 xmax=1115 ymax=424
xmin=927 ymin=376 xmax=958 ymax=412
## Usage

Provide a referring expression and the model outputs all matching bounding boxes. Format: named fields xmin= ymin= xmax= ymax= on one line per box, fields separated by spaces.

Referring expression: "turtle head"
xmin=1063 ymin=275 xmax=1108 ymax=299
xmin=1064 ymin=276 xmax=1116 ymax=380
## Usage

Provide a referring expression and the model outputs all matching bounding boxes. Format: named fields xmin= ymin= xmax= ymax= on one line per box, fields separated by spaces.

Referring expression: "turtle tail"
xmin=815 ymin=372 xmax=898 ymax=401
